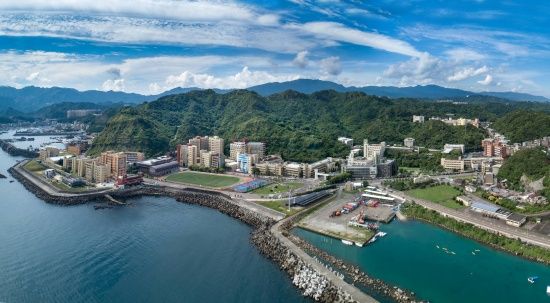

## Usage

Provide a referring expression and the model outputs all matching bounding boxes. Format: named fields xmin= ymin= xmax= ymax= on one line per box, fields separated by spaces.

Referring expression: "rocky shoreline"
xmin=8 ymin=164 xmax=360 ymax=303
xmin=0 ymin=139 xmax=39 ymax=158
xmin=280 ymin=211 xmax=424 ymax=303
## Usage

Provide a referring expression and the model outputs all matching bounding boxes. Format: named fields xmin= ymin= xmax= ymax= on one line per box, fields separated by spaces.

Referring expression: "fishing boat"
xmin=355 ymin=242 xmax=364 ymax=247
xmin=377 ymin=232 xmax=387 ymax=237
xmin=341 ymin=239 xmax=353 ymax=246
xmin=528 ymin=276 xmax=539 ymax=283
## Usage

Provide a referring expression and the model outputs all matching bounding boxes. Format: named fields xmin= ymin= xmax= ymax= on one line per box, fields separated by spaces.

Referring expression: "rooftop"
xmin=471 ymin=201 xmax=501 ymax=213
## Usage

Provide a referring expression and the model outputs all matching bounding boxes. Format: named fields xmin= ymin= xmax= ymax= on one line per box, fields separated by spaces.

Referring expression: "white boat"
xmin=341 ymin=239 xmax=353 ymax=246
xmin=377 ymin=232 xmax=387 ymax=237
xmin=546 ymin=285 xmax=550 ymax=294
xmin=355 ymin=242 xmax=364 ymax=247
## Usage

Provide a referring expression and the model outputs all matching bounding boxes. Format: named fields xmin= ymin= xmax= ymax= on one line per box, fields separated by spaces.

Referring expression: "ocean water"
xmin=296 ymin=219 xmax=550 ymax=303
xmin=0 ymin=132 xmax=307 ymax=303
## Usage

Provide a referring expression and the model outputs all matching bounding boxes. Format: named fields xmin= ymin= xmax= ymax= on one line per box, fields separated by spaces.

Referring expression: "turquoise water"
xmin=0 ymin=133 xmax=307 ymax=303
xmin=296 ymin=220 xmax=550 ymax=303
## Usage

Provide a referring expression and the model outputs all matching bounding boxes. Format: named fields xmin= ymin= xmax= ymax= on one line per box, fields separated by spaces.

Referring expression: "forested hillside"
xmin=493 ymin=110 xmax=550 ymax=143
xmin=497 ymin=148 xmax=550 ymax=199
xmin=88 ymin=90 xmax=494 ymax=161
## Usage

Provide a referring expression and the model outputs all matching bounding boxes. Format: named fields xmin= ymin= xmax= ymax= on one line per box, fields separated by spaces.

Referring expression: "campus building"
xmin=100 ymin=151 xmax=127 ymax=179
xmin=363 ymin=140 xmax=386 ymax=160
xmin=482 ymin=138 xmax=508 ymax=158
xmin=230 ymin=141 xmax=247 ymax=160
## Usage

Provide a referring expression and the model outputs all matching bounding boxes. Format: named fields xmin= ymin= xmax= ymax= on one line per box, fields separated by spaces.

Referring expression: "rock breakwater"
xmin=0 ymin=139 xmax=39 ymax=158
xmin=8 ymin=163 xmax=360 ymax=303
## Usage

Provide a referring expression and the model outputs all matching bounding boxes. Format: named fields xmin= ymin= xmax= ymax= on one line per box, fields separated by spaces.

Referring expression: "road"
xmin=145 ymin=178 xmax=285 ymax=221
xmin=13 ymin=160 xmax=114 ymax=198
xmin=389 ymin=187 xmax=550 ymax=249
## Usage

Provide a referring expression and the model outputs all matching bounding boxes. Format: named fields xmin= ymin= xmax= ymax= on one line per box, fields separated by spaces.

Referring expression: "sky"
xmin=0 ymin=0 xmax=549 ymax=96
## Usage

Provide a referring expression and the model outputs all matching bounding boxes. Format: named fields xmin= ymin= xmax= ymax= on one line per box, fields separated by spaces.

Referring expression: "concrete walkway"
xmin=145 ymin=178 xmax=285 ymax=221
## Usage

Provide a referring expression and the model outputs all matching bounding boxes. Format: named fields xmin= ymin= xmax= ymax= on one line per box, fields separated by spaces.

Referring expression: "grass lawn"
xmin=251 ymin=182 xmax=304 ymax=195
xmin=166 ymin=171 xmax=240 ymax=188
xmin=258 ymin=200 xmax=301 ymax=216
xmin=24 ymin=160 xmax=47 ymax=172
xmin=407 ymin=185 xmax=464 ymax=210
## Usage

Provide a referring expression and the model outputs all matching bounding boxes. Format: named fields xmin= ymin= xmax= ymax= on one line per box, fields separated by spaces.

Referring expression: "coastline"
xmin=8 ymin=161 xmax=371 ymax=303
xmin=402 ymin=203 xmax=550 ymax=265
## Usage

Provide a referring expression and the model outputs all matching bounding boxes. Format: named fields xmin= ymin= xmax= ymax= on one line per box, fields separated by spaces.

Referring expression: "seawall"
xmin=8 ymin=163 xmax=361 ymax=303
xmin=0 ymin=139 xmax=39 ymax=158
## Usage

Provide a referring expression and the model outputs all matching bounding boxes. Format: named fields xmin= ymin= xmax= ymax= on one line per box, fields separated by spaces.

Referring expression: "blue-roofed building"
xmin=470 ymin=201 xmax=510 ymax=220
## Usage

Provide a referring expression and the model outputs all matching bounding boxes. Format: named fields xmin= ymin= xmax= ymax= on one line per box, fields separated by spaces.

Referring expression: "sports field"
xmin=407 ymin=185 xmax=464 ymax=209
xmin=166 ymin=171 xmax=240 ymax=188
xmin=251 ymin=182 xmax=303 ymax=195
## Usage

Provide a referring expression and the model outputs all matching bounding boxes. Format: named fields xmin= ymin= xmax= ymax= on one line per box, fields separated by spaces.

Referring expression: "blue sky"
xmin=0 ymin=0 xmax=549 ymax=96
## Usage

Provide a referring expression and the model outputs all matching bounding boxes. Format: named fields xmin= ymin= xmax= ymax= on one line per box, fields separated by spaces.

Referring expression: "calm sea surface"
xmin=0 ymin=132 xmax=307 ymax=303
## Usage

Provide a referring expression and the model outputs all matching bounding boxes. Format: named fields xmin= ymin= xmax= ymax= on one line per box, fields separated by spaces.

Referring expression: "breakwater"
xmin=8 ymin=164 xmax=360 ymax=303
xmin=0 ymin=139 xmax=39 ymax=158
xmin=280 ymin=210 xmax=423 ymax=303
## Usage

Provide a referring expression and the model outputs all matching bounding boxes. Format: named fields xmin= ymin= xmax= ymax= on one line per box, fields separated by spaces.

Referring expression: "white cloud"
xmin=447 ymin=65 xmax=488 ymax=82
xmin=319 ymin=56 xmax=342 ymax=76
xmin=0 ymin=0 xmax=278 ymax=25
xmin=477 ymin=74 xmax=493 ymax=85
xmin=445 ymin=48 xmax=486 ymax=62
xmin=294 ymin=22 xmax=423 ymax=57
xmin=102 ymin=78 xmax=125 ymax=91
xmin=0 ymin=51 xmax=294 ymax=93
xmin=163 ymin=66 xmax=300 ymax=89
xmin=292 ymin=51 xmax=309 ymax=68
xmin=0 ymin=14 xmax=312 ymax=54
xmin=25 ymin=71 xmax=40 ymax=81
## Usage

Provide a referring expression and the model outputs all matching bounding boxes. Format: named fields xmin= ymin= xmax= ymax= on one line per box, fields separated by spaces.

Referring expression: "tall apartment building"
xmin=246 ymin=142 xmax=266 ymax=158
xmin=188 ymin=136 xmax=210 ymax=151
xmin=124 ymin=151 xmax=145 ymax=164
xmin=187 ymin=145 xmax=199 ymax=166
xmin=230 ymin=141 xmax=247 ymax=160
xmin=200 ymin=150 xmax=212 ymax=167
xmin=100 ymin=151 xmax=127 ymax=178
xmin=208 ymin=136 xmax=224 ymax=156
xmin=93 ymin=164 xmax=110 ymax=183
xmin=363 ymin=140 xmax=386 ymax=160
xmin=176 ymin=144 xmax=188 ymax=167
xmin=482 ymin=139 xmax=508 ymax=158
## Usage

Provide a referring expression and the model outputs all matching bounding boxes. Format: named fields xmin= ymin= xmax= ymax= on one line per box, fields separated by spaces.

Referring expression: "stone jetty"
xmin=8 ymin=162 xmax=362 ymax=303
xmin=0 ymin=139 xmax=39 ymax=158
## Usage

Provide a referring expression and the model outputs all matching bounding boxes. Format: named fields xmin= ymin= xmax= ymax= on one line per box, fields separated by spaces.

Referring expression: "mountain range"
xmin=1 ymin=79 xmax=548 ymax=112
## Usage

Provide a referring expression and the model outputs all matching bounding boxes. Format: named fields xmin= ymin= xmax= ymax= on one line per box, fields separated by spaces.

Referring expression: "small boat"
xmin=472 ymin=252 xmax=476 ymax=255
xmin=436 ymin=245 xmax=440 ymax=249
xmin=475 ymin=249 xmax=480 ymax=252
xmin=355 ymin=242 xmax=364 ymax=247
xmin=546 ymin=285 xmax=550 ymax=294
xmin=528 ymin=276 xmax=539 ymax=283
xmin=377 ymin=232 xmax=387 ymax=237
xmin=341 ymin=239 xmax=353 ymax=246
xmin=451 ymin=251 xmax=456 ymax=255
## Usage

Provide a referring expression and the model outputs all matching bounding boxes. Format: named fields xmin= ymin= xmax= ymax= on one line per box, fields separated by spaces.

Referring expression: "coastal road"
xmin=271 ymin=217 xmax=379 ymax=303
xmin=144 ymin=178 xmax=285 ymax=221
xmin=390 ymin=188 xmax=550 ymax=249
xmin=13 ymin=160 xmax=113 ymax=198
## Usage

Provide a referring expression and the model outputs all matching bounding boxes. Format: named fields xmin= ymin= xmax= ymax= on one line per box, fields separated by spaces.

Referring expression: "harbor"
xmin=298 ymin=189 xmax=398 ymax=247
xmin=296 ymin=218 xmax=550 ymax=303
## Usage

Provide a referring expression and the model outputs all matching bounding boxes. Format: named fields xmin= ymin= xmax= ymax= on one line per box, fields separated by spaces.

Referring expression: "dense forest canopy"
xmin=493 ymin=110 xmax=550 ymax=143
xmin=88 ymin=90 xmax=549 ymax=162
